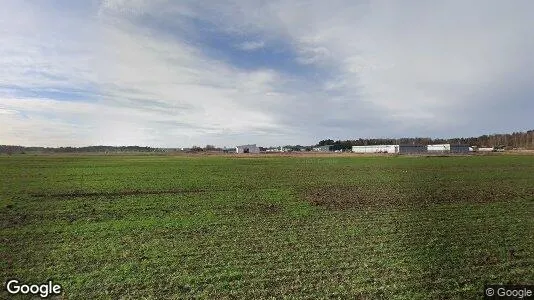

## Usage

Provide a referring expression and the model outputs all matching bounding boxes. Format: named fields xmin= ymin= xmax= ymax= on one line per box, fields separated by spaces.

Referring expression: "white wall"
xmin=352 ymin=145 xmax=398 ymax=153
xmin=427 ymin=144 xmax=451 ymax=151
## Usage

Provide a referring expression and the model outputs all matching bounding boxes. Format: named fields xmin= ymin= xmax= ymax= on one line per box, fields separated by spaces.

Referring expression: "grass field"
xmin=1 ymin=154 xmax=533 ymax=299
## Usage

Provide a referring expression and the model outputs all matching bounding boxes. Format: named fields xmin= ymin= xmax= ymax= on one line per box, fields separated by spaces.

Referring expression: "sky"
xmin=1 ymin=0 xmax=533 ymax=147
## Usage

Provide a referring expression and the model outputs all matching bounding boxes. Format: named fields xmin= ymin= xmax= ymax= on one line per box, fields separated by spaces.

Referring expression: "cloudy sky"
xmin=1 ymin=0 xmax=533 ymax=147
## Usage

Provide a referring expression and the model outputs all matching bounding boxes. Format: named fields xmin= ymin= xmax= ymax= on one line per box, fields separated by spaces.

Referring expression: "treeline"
xmin=0 ymin=145 xmax=161 ymax=154
xmin=2 ymin=130 xmax=533 ymax=154
xmin=189 ymin=145 xmax=224 ymax=152
xmin=317 ymin=130 xmax=534 ymax=150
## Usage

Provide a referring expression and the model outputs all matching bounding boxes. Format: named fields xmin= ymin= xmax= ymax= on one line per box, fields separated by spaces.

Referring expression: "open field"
xmin=1 ymin=154 xmax=533 ymax=299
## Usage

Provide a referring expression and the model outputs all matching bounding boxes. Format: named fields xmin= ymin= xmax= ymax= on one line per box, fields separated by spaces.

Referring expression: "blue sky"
xmin=1 ymin=0 xmax=533 ymax=147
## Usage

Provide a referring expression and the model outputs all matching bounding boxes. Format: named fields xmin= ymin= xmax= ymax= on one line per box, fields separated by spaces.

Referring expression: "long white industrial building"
xmin=427 ymin=144 xmax=470 ymax=153
xmin=352 ymin=144 xmax=470 ymax=154
xmin=427 ymin=144 xmax=451 ymax=152
xmin=352 ymin=145 xmax=399 ymax=153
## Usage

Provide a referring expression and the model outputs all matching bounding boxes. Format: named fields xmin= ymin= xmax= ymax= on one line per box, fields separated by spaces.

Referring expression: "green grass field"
xmin=1 ymin=154 xmax=533 ymax=299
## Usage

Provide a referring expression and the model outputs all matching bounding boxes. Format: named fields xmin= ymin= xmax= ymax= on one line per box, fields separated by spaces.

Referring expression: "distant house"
xmin=313 ymin=145 xmax=334 ymax=152
xmin=236 ymin=144 xmax=260 ymax=154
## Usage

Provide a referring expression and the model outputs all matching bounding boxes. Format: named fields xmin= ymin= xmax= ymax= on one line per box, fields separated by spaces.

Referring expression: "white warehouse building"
xmin=235 ymin=144 xmax=260 ymax=154
xmin=427 ymin=144 xmax=451 ymax=152
xmin=352 ymin=145 xmax=399 ymax=154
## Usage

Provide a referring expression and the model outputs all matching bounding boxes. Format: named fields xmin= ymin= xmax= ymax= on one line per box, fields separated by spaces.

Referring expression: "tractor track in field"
xmin=28 ymin=184 xmax=297 ymax=199
xmin=29 ymin=188 xmax=229 ymax=198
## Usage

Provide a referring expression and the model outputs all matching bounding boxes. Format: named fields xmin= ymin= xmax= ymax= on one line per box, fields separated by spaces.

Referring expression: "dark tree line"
xmin=0 ymin=144 xmax=229 ymax=154
xmin=317 ymin=130 xmax=534 ymax=150
xmin=0 ymin=145 xmax=161 ymax=154
xmin=282 ymin=145 xmax=313 ymax=151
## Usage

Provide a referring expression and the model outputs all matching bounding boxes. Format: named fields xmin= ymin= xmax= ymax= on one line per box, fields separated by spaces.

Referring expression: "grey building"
xmin=236 ymin=144 xmax=260 ymax=154
xmin=450 ymin=145 xmax=470 ymax=153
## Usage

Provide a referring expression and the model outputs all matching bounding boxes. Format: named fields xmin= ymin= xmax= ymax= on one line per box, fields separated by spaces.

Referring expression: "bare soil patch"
xmin=303 ymin=185 xmax=401 ymax=209
xmin=303 ymin=184 xmax=533 ymax=210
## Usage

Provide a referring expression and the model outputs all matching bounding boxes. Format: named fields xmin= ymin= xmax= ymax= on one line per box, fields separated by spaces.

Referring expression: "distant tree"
xmin=317 ymin=139 xmax=335 ymax=146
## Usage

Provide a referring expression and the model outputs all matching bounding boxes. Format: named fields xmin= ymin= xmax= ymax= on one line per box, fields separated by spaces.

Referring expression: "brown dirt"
xmin=303 ymin=184 xmax=534 ymax=210
xmin=303 ymin=185 xmax=400 ymax=210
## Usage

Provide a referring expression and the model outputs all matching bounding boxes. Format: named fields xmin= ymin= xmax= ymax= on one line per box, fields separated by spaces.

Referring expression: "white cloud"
xmin=237 ymin=40 xmax=265 ymax=51
xmin=0 ymin=1 xmax=291 ymax=146
xmin=0 ymin=108 xmax=18 ymax=115
xmin=1 ymin=0 xmax=533 ymax=147
xmin=208 ymin=0 xmax=534 ymax=134
xmin=295 ymin=45 xmax=331 ymax=65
